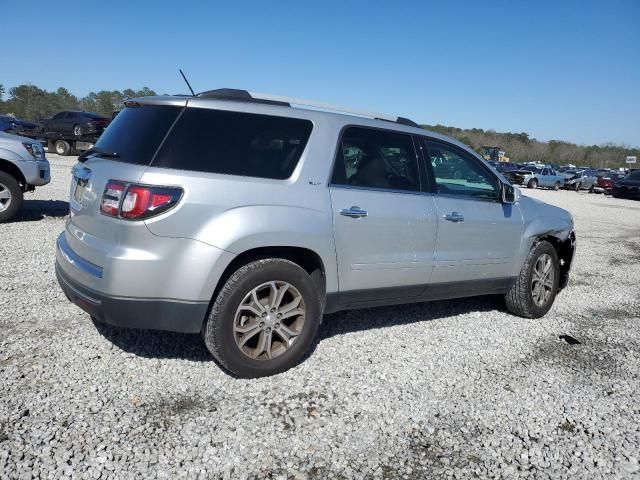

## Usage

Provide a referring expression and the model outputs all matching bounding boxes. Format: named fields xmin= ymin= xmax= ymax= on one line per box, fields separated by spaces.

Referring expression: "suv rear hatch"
xmin=66 ymin=99 xmax=186 ymax=266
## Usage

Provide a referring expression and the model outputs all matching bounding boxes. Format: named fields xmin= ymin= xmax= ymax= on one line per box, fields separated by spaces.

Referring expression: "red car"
xmin=593 ymin=174 xmax=623 ymax=194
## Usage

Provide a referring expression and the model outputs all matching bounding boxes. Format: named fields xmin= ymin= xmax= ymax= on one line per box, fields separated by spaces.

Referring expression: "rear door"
xmin=540 ymin=168 xmax=552 ymax=187
xmin=329 ymin=126 xmax=437 ymax=302
xmin=422 ymin=139 xmax=523 ymax=283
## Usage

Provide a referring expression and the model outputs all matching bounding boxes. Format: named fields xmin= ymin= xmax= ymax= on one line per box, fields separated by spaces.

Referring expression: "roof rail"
xmin=195 ymin=88 xmax=419 ymax=127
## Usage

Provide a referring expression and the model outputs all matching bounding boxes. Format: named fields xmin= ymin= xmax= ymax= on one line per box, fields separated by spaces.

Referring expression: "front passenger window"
xmin=425 ymin=141 xmax=499 ymax=200
xmin=331 ymin=127 xmax=420 ymax=192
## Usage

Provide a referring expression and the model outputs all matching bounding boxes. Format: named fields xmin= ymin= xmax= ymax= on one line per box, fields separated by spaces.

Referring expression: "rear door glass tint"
xmin=152 ymin=108 xmax=313 ymax=179
xmin=94 ymin=105 xmax=181 ymax=165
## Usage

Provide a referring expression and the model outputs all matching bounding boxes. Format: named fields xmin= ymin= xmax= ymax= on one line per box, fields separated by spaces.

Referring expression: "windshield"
xmin=521 ymin=166 xmax=541 ymax=173
xmin=627 ymin=171 xmax=640 ymax=180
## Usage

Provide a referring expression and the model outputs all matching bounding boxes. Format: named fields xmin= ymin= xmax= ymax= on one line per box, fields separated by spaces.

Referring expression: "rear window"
xmin=152 ymin=108 xmax=313 ymax=179
xmin=94 ymin=105 xmax=181 ymax=165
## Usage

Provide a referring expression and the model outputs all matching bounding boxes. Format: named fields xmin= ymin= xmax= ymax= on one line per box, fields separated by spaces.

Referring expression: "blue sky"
xmin=1 ymin=0 xmax=639 ymax=146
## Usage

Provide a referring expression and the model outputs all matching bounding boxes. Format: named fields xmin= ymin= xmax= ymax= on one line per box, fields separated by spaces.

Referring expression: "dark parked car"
xmin=612 ymin=170 xmax=640 ymax=200
xmin=494 ymin=162 xmax=520 ymax=173
xmin=40 ymin=111 xmax=109 ymax=136
xmin=0 ymin=115 xmax=40 ymax=136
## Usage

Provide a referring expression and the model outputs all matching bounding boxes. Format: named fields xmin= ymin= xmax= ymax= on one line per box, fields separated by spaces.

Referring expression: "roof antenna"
xmin=179 ymin=69 xmax=196 ymax=96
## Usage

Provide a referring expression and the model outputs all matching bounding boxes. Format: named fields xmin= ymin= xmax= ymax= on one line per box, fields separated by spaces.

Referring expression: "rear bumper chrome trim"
xmin=57 ymin=233 xmax=103 ymax=279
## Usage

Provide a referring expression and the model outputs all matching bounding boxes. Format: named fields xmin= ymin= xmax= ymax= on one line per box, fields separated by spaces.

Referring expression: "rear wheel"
xmin=589 ymin=185 xmax=595 ymax=193
xmin=527 ymin=178 xmax=538 ymax=189
xmin=203 ymin=258 xmax=322 ymax=378
xmin=0 ymin=172 xmax=23 ymax=223
xmin=54 ymin=140 xmax=71 ymax=156
xmin=505 ymin=241 xmax=559 ymax=318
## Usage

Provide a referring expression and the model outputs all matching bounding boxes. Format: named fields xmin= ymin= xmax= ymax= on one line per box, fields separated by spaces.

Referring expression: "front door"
xmin=330 ymin=127 xmax=437 ymax=302
xmin=422 ymin=139 xmax=523 ymax=283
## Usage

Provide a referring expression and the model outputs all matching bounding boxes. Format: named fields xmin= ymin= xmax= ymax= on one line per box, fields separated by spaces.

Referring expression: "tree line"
xmin=0 ymin=83 xmax=158 ymax=121
xmin=0 ymin=83 xmax=636 ymax=168
xmin=422 ymin=124 xmax=638 ymax=169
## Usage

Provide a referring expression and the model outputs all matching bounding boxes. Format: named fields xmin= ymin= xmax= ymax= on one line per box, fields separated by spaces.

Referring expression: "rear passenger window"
xmin=331 ymin=127 xmax=420 ymax=192
xmin=152 ymin=108 xmax=313 ymax=179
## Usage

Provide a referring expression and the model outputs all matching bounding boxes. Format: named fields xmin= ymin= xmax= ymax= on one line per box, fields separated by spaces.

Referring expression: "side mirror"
xmin=502 ymin=183 xmax=520 ymax=204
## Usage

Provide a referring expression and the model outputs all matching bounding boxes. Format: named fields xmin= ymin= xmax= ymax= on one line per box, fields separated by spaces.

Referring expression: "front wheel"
xmin=0 ymin=172 xmax=23 ymax=223
xmin=203 ymin=258 xmax=322 ymax=378
xmin=553 ymin=182 xmax=561 ymax=191
xmin=505 ymin=241 xmax=560 ymax=318
xmin=574 ymin=182 xmax=581 ymax=191
xmin=527 ymin=179 xmax=538 ymax=189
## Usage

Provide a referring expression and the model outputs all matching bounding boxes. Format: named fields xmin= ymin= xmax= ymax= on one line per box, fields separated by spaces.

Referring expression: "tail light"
xmin=100 ymin=180 xmax=182 ymax=220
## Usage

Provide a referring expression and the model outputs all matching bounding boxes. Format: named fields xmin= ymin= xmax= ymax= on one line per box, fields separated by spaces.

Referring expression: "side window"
xmin=541 ymin=168 xmax=549 ymax=176
xmin=153 ymin=108 xmax=313 ymax=179
xmin=53 ymin=112 xmax=66 ymax=119
xmin=331 ymin=127 xmax=420 ymax=192
xmin=424 ymin=140 xmax=499 ymax=200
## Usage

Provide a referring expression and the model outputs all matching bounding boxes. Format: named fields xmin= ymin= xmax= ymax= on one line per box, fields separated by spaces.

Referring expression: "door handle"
xmin=444 ymin=212 xmax=464 ymax=222
xmin=340 ymin=206 xmax=368 ymax=218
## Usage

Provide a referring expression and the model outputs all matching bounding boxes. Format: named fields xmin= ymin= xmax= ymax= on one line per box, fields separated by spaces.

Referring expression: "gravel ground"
xmin=1 ymin=154 xmax=639 ymax=479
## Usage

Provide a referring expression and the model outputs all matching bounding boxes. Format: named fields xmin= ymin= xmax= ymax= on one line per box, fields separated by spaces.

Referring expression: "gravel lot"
xmin=1 ymin=154 xmax=639 ymax=479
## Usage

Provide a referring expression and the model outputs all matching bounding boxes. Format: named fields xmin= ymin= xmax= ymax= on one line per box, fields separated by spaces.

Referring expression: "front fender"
xmin=512 ymin=197 xmax=574 ymax=276
xmin=0 ymin=147 xmax=29 ymax=164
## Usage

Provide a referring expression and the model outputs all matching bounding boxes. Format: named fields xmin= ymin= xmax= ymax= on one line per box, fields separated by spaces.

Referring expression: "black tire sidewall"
xmin=0 ymin=172 xmax=23 ymax=223
xmin=205 ymin=260 xmax=321 ymax=378
xmin=522 ymin=243 xmax=560 ymax=317
xmin=55 ymin=140 xmax=70 ymax=156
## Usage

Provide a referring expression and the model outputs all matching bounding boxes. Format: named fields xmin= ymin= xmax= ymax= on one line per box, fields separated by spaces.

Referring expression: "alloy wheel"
xmin=233 ymin=281 xmax=306 ymax=360
xmin=531 ymin=253 xmax=554 ymax=307
xmin=0 ymin=182 xmax=12 ymax=213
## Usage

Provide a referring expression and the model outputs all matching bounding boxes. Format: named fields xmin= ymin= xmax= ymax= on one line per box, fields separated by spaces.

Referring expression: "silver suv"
xmin=55 ymin=89 xmax=576 ymax=377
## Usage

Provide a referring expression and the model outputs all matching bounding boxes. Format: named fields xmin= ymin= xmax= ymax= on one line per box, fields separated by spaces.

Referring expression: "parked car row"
xmin=489 ymin=161 xmax=635 ymax=195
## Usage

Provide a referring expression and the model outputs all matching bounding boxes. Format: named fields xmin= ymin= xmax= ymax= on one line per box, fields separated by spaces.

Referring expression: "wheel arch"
xmin=533 ymin=232 xmax=575 ymax=291
xmin=0 ymin=158 xmax=27 ymax=187
xmin=203 ymin=245 xmax=328 ymax=330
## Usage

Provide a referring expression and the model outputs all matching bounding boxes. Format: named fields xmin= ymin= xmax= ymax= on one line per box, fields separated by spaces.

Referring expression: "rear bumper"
xmin=56 ymin=262 xmax=208 ymax=333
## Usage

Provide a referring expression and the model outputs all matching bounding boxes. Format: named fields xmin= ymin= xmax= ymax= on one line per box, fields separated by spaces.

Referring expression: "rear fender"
xmin=192 ymin=205 xmax=338 ymax=297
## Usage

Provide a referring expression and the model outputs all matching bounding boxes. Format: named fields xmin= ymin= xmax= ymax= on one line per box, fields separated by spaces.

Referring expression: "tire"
xmin=0 ymin=171 xmax=23 ymax=223
xmin=589 ymin=185 xmax=595 ymax=193
xmin=527 ymin=179 xmax=538 ymax=189
xmin=54 ymin=140 xmax=71 ymax=156
xmin=553 ymin=182 xmax=560 ymax=191
xmin=504 ymin=241 xmax=560 ymax=319
xmin=574 ymin=182 xmax=581 ymax=191
xmin=203 ymin=258 xmax=322 ymax=378
xmin=73 ymin=124 xmax=82 ymax=136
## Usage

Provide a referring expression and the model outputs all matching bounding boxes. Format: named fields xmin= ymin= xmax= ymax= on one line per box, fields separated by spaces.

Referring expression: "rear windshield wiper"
xmin=78 ymin=147 xmax=120 ymax=162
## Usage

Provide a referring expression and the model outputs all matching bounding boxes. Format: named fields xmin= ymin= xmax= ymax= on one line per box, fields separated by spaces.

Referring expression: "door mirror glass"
xmin=502 ymin=183 xmax=520 ymax=204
